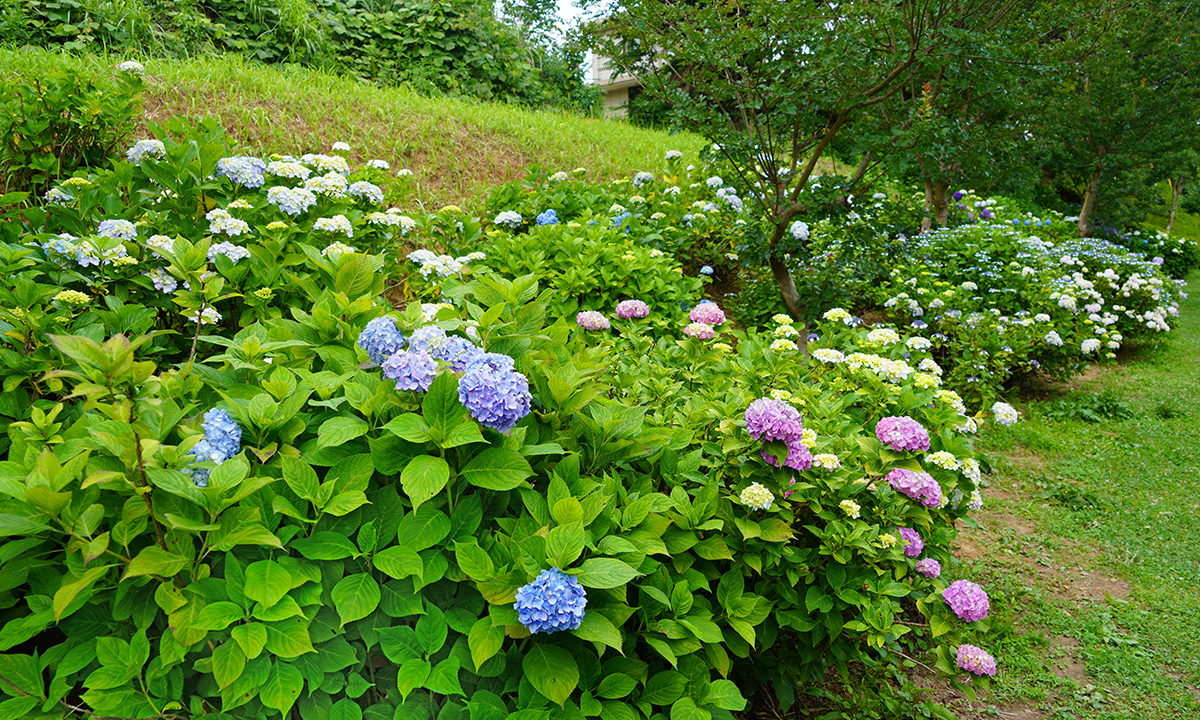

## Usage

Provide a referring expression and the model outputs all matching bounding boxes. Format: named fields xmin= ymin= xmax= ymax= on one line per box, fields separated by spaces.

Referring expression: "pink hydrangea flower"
xmin=615 ymin=299 xmax=650 ymax=319
xmin=885 ymin=468 xmax=942 ymax=508
xmin=915 ymin=558 xmax=942 ymax=577
xmin=576 ymin=311 xmax=611 ymax=331
xmin=875 ymin=416 xmax=931 ymax=452
xmin=689 ymin=301 xmax=726 ymax=325
xmin=898 ymin=527 xmax=924 ymax=558
xmin=956 ymin=644 xmax=997 ymax=675
xmin=943 ymin=580 xmax=990 ymax=621
xmin=684 ymin=322 xmax=714 ymax=339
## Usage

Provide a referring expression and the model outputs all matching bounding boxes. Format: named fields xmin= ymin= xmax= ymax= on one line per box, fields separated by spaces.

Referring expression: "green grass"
xmin=955 ymin=269 xmax=1200 ymax=718
xmin=0 ymin=47 xmax=708 ymax=210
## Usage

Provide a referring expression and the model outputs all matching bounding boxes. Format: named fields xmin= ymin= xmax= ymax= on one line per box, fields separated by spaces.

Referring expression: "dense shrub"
xmin=0 ymin=93 xmax=1010 ymax=718
xmin=0 ymin=62 xmax=141 ymax=196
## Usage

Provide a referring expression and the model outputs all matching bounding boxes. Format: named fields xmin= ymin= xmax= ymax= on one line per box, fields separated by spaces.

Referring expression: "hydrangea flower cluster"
xmin=915 ymin=558 xmax=942 ymax=578
xmin=314 ymin=215 xmax=354 ymax=238
xmin=348 ymin=181 xmax=384 ymax=203
xmin=991 ymin=402 xmax=1019 ymax=426
xmin=535 ymin=209 xmax=559 ymax=225
xmin=266 ymin=186 xmax=317 ymax=216
xmin=266 ymin=160 xmax=311 ymax=180
xmin=875 ymin=416 xmax=931 ymax=452
xmin=457 ymin=353 xmax=532 ymax=433
xmin=186 ymin=409 xmax=242 ymax=487
xmin=683 ymin=322 xmax=715 ymax=339
xmin=898 ymin=527 xmax=924 ymax=558
xmin=494 ymin=211 xmax=522 ymax=229
xmin=745 ymin=397 xmax=812 ymax=471
xmin=382 ymin=350 xmax=439 ymax=392
xmin=126 ymin=139 xmax=166 ymax=164
xmin=322 ymin=242 xmax=357 ymax=258
xmin=301 ymin=153 xmax=350 ymax=174
xmin=216 ymin=157 xmax=267 ymax=187
xmin=358 ymin=317 xmax=407 ymax=365
xmin=839 ymin=499 xmax=861 ymax=518
xmin=431 ymin=336 xmax=483 ymax=372
xmin=97 ymin=219 xmax=137 ymax=241
xmin=885 ymin=468 xmax=942 ymax=508
xmin=576 ymin=311 xmax=610 ymax=331
xmin=407 ymin=249 xmax=484 ymax=278
xmin=943 ymin=580 xmax=990 ymax=621
xmin=208 ymin=242 xmax=251 ymax=263
xmin=739 ymin=483 xmax=774 ymax=510
xmin=514 ymin=568 xmax=586 ymax=634
xmin=206 ymin=209 xmax=250 ymax=237
xmin=146 ymin=267 xmax=177 ymax=293
xmin=689 ymin=301 xmax=725 ymax=325
xmin=116 ymin=60 xmax=144 ymax=74
xmin=615 ymin=299 xmax=649 ymax=319
xmin=956 ymin=644 xmax=997 ymax=676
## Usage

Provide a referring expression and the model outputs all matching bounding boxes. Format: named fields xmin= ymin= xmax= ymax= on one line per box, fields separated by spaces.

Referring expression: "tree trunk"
xmin=921 ymin=179 xmax=934 ymax=233
xmin=933 ymin=180 xmax=950 ymax=227
xmin=1166 ymin=178 xmax=1185 ymax=233
xmin=1077 ymin=169 xmax=1102 ymax=238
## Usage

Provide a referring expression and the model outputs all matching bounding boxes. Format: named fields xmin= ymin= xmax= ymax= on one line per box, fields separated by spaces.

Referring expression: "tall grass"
xmin=0 ymin=48 xmax=708 ymax=210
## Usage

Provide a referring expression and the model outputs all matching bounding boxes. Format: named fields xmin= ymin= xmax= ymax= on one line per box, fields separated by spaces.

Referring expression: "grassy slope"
xmin=0 ymin=48 xmax=708 ymax=210
xmin=950 ymin=268 xmax=1200 ymax=719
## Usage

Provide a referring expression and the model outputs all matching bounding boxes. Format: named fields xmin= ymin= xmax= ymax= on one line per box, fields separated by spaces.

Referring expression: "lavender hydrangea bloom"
xmin=761 ymin=443 xmax=812 ymax=471
xmin=689 ymin=301 xmax=726 ymax=325
xmin=458 ymin=352 xmax=532 ymax=433
xmin=683 ymin=322 xmax=714 ymax=339
xmin=97 ymin=219 xmax=137 ymax=241
xmin=576 ymin=311 xmax=611 ymax=330
xmin=615 ymin=299 xmax=649 ymax=319
xmin=744 ymin=398 xmax=804 ymax=444
xmin=943 ymin=580 xmax=990 ymax=621
xmin=875 ymin=416 xmax=931 ymax=452
xmin=956 ymin=644 xmax=997 ymax=675
xmin=898 ymin=527 xmax=924 ymax=558
xmin=885 ymin=468 xmax=942 ymax=508
xmin=358 ymin=317 xmax=407 ymax=365
xmin=185 ymin=408 xmax=242 ymax=487
xmin=514 ymin=568 xmax=586 ymax=634
xmin=432 ymin=336 xmax=483 ymax=371
xmin=915 ymin=558 xmax=942 ymax=578
xmin=382 ymin=350 xmax=439 ymax=392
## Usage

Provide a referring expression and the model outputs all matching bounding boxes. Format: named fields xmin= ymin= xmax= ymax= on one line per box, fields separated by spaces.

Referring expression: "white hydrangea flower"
xmin=739 ymin=483 xmax=774 ymax=510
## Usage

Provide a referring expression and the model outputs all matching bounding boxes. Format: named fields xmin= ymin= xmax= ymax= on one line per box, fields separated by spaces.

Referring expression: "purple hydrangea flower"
xmin=457 ymin=352 xmax=532 ymax=433
xmin=885 ymin=468 xmax=942 ymax=508
xmin=956 ymin=644 xmax=997 ymax=676
xmin=382 ymin=350 xmax=439 ymax=392
xmin=683 ymin=322 xmax=714 ymax=339
xmin=898 ymin=527 xmax=924 ymax=558
xmin=761 ymin=443 xmax=812 ymax=471
xmin=576 ymin=311 xmax=611 ymax=330
xmin=615 ymin=299 xmax=650 ymax=319
xmin=358 ymin=317 xmax=407 ymax=365
xmin=744 ymin=398 xmax=804 ymax=444
xmin=915 ymin=558 xmax=942 ymax=577
xmin=980 ymin=208 xmax=993 ymax=219
xmin=943 ymin=580 xmax=990 ymax=621
xmin=689 ymin=301 xmax=726 ymax=325
xmin=431 ymin=336 xmax=483 ymax=371
xmin=514 ymin=568 xmax=586 ymax=633
xmin=875 ymin=416 xmax=931 ymax=452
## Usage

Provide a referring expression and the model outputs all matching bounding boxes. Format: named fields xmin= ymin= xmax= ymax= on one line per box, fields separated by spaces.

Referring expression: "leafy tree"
xmin=1034 ymin=0 xmax=1200 ymax=236
xmin=586 ymin=0 xmax=1027 ymax=323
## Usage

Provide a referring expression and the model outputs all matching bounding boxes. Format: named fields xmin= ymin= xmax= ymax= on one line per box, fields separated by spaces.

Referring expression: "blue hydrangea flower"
xmin=457 ymin=352 xmax=531 ymax=433
xmin=432 ymin=336 xmax=483 ymax=371
xmin=186 ymin=408 xmax=241 ymax=487
xmin=358 ymin=317 xmax=407 ymax=365
xmin=382 ymin=350 xmax=439 ymax=392
xmin=700 ymin=265 xmax=714 ymax=275
xmin=514 ymin=568 xmax=587 ymax=634
xmin=535 ymin=209 xmax=559 ymax=225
